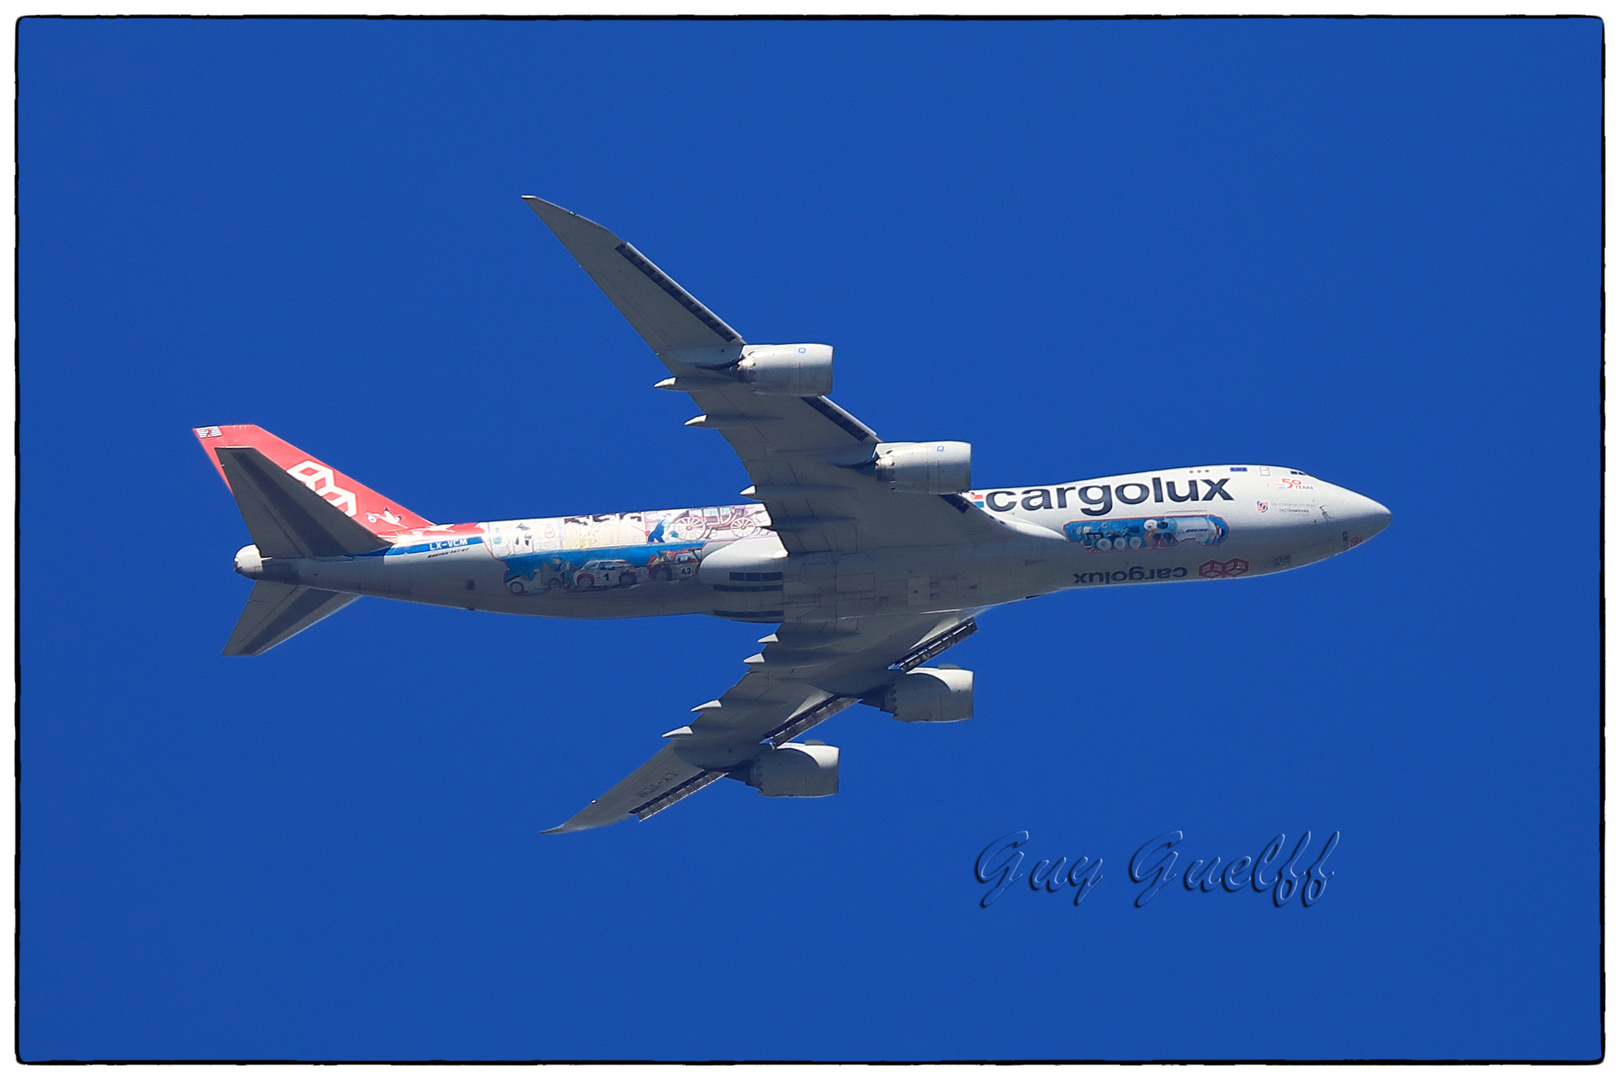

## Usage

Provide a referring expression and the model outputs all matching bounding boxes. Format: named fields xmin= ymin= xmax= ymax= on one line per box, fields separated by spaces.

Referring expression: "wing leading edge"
xmin=542 ymin=614 xmax=979 ymax=834
xmin=522 ymin=196 xmax=743 ymax=354
xmin=524 ymin=196 xmax=1005 ymax=832
xmin=523 ymin=196 xmax=1022 ymax=554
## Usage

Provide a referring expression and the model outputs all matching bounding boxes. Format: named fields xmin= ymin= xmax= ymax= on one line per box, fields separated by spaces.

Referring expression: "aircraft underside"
xmin=195 ymin=196 xmax=1390 ymax=832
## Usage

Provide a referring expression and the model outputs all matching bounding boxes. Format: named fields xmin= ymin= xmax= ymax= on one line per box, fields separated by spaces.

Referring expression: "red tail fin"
xmin=194 ymin=424 xmax=435 ymax=532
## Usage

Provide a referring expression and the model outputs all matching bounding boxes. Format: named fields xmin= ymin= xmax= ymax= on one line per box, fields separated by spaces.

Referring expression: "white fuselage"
xmin=233 ymin=464 xmax=1391 ymax=622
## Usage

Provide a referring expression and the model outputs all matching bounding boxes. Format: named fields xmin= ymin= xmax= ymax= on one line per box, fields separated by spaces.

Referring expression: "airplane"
xmin=196 ymin=196 xmax=1392 ymax=834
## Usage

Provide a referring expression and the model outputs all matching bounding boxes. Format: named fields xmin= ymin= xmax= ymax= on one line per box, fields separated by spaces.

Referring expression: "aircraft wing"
xmin=543 ymin=612 xmax=979 ymax=833
xmin=524 ymin=197 xmax=1020 ymax=554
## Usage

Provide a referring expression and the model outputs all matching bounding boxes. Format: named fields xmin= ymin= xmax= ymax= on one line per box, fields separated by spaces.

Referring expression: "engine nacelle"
xmin=873 ymin=441 xmax=972 ymax=494
xmin=738 ymin=344 xmax=834 ymax=397
xmin=880 ymin=667 xmax=974 ymax=723
xmin=746 ymin=742 xmax=840 ymax=797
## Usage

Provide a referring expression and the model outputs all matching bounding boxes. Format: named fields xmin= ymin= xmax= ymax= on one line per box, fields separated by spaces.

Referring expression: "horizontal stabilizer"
xmin=224 ymin=581 xmax=359 ymax=657
xmin=217 ymin=446 xmax=388 ymax=559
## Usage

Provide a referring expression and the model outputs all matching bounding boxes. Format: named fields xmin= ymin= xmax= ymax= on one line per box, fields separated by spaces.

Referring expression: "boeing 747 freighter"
xmin=197 ymin=197 xmax=1390 ymax=832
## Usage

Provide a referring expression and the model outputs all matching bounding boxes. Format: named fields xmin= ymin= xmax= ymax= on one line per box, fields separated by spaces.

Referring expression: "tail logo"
xmin=287 ymin=460 xmax=358 ymax=517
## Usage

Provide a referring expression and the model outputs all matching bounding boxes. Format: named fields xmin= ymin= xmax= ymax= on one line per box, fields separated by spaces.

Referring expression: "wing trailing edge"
xmin=542 ymin=616 xmax=981 ymax=833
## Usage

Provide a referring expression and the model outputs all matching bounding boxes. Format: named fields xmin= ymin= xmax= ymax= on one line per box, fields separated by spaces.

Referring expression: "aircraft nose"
xmin=1344 ymin=493 xmax=1392 ymax=542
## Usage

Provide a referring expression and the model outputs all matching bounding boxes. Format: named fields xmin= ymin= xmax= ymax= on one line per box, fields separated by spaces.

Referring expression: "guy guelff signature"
xmin=974 ymin=829 xmax=1339 ymax=909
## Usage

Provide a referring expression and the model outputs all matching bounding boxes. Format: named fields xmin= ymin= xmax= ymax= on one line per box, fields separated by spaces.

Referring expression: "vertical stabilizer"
xmin=215 ymin=446 xmax=388 ymax=559
xmin=194 ymin=424 xmax=434 ymax=532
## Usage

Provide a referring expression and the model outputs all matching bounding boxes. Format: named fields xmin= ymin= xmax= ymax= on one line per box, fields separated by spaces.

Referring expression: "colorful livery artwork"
xmin=1063 ymin=515 xmax=1228 ymax=552
xmin=483 ymin=504 xmax=769 ymax=595
xmin=195 ymin=195 xmax=1394 ymax=835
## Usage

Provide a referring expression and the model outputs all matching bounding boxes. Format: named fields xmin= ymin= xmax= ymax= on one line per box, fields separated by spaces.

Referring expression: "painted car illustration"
xmin=500 ymin=542 xmax=710 ymax=595
xmin=572 ymin=559 xmax=640 ymax=589
xmin=646 ymin=548 xmax=701 ymax=582
xmin=1064 ymin=515 xmax=1228 ymax=552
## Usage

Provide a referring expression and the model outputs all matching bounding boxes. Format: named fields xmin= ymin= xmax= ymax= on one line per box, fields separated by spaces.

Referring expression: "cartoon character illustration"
xmin=503 ymin=552 xmax=569 ymax=595
xmin=1064 ymin=515 xmax=1228 ymax=552
xmin=484 ymin=521 xmax=538 ymax=561
xmin=365 ymin=507 xmax=406 ymax=528
xmin=487 ymin=505 xmax=774 ymax=595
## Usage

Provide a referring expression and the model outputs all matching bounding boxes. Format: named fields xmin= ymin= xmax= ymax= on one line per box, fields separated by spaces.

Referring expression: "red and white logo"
xmin=287 ymin=460 xmax=358 ymax=517
xmin=1199 ymin=558 xmax=1249 ymax=579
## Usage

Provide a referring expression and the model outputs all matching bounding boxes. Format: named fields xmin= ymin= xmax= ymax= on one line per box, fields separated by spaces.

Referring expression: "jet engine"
xmin=873 ymin=441 xmax=972 ymax=494
xmin=738 ymin=344 xmax=834 ymax=397
xmin=873 ymin=667 xmax=974 ymax=723
xmin=745 ymin=742 xmax=840 ymax=797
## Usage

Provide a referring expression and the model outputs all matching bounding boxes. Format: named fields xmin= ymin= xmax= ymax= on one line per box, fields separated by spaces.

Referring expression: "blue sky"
xmin=19 ymin=17 xmax=1600 ymax=1061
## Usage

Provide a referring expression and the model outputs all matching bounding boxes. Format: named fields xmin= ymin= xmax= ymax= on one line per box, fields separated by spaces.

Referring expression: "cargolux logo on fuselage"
xmin=980 ymin=477 xmax=1235 ymax=517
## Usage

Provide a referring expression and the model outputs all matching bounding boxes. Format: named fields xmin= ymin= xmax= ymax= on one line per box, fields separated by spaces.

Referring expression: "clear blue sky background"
xmin=20 ymin=17 xmax=1600 ymax=1062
